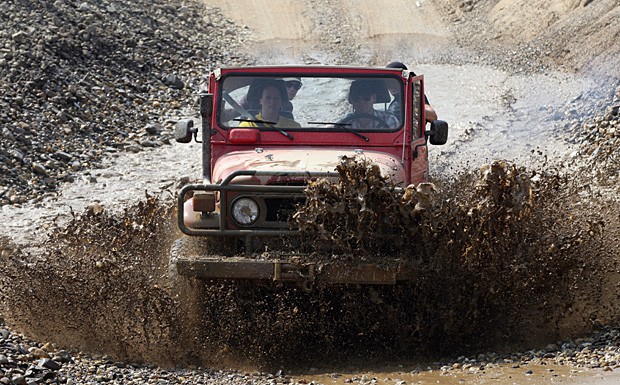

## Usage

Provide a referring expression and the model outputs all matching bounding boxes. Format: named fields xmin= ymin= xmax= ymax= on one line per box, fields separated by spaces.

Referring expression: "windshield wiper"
xmin=233 ymin=118 xmax=277 ymax=125
xmin=233 ymin=118 xmax=294 ymax=140
xmin=307 ymin=121 xmax=369 ymax=142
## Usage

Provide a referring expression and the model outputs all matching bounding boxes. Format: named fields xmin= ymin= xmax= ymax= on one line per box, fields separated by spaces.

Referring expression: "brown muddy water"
xmin=293 ymin=364 xmax=620 ymax=385
xmin=0 ymin=157 xmax=619 ymax=374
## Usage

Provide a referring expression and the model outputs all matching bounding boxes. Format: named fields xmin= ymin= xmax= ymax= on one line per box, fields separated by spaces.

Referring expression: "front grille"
xmin=265 ymin=197 xmax=305 ymax=222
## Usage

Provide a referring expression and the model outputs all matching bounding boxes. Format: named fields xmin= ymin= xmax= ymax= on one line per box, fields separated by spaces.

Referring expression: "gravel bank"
xmin=0 ymin=0 xmax=250 ymax=206
xmin=1 ymin=321 xmax=280 ymax=385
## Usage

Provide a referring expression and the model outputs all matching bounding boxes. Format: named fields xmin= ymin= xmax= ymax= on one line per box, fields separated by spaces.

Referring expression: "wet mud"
xmin=0 ymin=159 xmax=619 ymax=370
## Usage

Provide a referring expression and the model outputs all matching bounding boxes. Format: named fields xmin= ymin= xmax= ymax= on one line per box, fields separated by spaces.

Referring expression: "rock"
xmin=54 ymin=350 xmax=72 ymax=363
xmin=17 ymin=344 xmax=29 ymax=355
xmin=12 ymin=31 xmax=28 ymax=43
xmin=28 ymin=347 xmax=50 ymax=359
xmin=162 ymin=74 xmax=185 ymax=89
xmin=41 ymin=342 xmax=54 ymax=352
xmin=86 ymin=202 xmax=104 ymax=216
xmin=31 ymin=163 xmax=47 ymax=176
xmin=139 ymin=140 xmax=159 ymax=148
xmin=55 ymin=151 xmax=73 ymax=162
xmin=145 ymin=123 xmax=162 ymax=135
xmin=10 ymin=376 xmax=27 ymax=385
xmin=8 ymin=149 xmax=24 ymax=162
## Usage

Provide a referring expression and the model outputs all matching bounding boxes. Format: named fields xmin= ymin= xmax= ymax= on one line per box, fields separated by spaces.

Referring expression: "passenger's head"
xmin=386 ymin=61 xmax=408 ymax=70
xmin=386 ymin=62 xmax=408 ymax=96
xmin=348 ymin=80 xmax=377 ymax=113
xmin=282 ymin=77 xmax=303 ymax=100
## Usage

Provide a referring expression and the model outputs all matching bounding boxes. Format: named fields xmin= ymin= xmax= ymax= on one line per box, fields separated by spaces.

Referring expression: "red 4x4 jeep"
xmin=172 ymin=65 xmax=448 ymax=287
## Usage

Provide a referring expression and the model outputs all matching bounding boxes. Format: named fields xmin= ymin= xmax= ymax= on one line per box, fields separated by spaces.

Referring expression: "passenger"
xmin=386 ymin=61 xmax=437 ymax=123
xmin=340 ymin=80 xmax=399 ymax=129
xmin=281 ymin=77 xmax=302 ymax=119
xmin=239 ymin=82 xmax=301 ymax=128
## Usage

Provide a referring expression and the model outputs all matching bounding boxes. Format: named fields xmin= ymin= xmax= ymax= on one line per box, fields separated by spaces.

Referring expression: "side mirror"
xmin=175 ymin=119 xmax=196 ymax=143
xmin=426 ymin=120 xmax=449 ymax=145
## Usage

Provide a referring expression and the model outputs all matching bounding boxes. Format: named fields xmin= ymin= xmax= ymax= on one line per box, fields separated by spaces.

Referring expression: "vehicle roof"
xmin=214 ymin=65 xmax=414 ymax=77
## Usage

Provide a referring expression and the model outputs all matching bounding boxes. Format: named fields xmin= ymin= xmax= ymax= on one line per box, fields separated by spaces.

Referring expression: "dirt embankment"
xmin=204 ymin=0 xmax=620 ymax=78
xmin=464 ymin=0 xmax=620 ymax=77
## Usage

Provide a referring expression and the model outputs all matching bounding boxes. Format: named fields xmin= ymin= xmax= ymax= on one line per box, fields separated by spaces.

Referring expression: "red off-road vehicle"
xmin=172 ymin=65 xmax=448 ymax=288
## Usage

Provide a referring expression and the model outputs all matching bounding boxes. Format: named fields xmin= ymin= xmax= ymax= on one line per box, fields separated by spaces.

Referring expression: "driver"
xmin=340 ymin=80 xmax=399 ymax=129
xmin=239 ymin=81 xmax=301 ymax=128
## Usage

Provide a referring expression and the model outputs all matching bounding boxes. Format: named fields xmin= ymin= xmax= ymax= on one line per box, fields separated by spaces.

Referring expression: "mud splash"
xmin=0 ymin=159 xmax=618 ymax=370
xmin=0 ymin=195 xmax=184 ymax=366
xmin=289 ymin=157 xmax=619 ymax=357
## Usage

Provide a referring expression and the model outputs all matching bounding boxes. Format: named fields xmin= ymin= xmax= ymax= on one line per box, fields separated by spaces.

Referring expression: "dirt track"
xmin=202 ymin=0 xmax=618 ymax=173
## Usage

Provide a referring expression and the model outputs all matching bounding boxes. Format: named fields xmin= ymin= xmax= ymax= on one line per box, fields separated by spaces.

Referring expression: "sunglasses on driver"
xmin=351 ymin=94 xmax=373 ymax=102
xmin=285 ymin=81 xmax=303 ymax=90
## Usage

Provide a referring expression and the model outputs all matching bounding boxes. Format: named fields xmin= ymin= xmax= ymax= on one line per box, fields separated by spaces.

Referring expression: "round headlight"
xmin=231 ymin=197 xmax=259 ymax=226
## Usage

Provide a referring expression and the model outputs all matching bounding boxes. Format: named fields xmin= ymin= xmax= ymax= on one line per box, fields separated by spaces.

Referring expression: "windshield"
xmin=218 ymin=75 xmax=404 ymax=132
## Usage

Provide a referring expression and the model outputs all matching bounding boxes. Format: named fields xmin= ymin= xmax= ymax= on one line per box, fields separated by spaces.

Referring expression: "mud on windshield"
xmin=218 ymin=75 xmax=404 ymax=132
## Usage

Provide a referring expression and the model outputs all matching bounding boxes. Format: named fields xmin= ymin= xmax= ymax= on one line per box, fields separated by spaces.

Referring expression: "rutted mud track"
xmin=2 ymin=158 xmax=619 ymax=371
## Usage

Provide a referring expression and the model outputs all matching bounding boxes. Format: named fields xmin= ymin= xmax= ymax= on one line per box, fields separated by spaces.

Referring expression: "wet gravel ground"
xmin=0 ymin=320 xmax=272 ymax=385
xmin=4 ymin=319 xmax=620 ymax=384
xmin=443 ymin=328 xmax=620 ymax=373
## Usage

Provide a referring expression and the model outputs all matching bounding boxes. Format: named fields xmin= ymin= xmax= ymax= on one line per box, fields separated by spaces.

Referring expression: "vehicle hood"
xmin=212 ymin=148 xmax=405 ymax=185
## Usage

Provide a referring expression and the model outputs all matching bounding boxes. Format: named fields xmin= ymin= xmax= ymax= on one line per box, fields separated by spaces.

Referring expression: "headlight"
xmin=231 ymin=197 xmax=259 ymax=226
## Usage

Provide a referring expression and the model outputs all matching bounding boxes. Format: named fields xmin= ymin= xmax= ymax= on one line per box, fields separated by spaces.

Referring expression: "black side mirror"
xmin=175 ymin=119 xmax=196 ymax=143
xmin=426 ymin=120 xmax=449 ymax=145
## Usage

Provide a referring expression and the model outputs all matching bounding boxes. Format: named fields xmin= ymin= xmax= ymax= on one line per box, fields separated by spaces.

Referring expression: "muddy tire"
xmin=167 ymin=235 xmax=241 ymax=363
xmin=168 ymin=237 xmax=210 ymax=363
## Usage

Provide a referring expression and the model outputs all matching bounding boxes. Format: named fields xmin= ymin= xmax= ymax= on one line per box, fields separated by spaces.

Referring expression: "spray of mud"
xmin=0 ymin=195 xmax=184 ymax=366
xmin=0 ymin=159 xmax=619 ymax=370
xmin=290 ymin=157 xmax=620 ymax=354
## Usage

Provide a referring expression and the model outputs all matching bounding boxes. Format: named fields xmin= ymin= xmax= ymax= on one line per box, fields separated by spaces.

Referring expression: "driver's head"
xmin=348 ymin=80 xmax=377 ymax=113
xmin=259 ymin=85 xmax=283 ymax=117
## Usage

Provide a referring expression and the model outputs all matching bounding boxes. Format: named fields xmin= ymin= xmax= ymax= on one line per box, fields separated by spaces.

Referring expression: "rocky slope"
xmin=437 ymin=0 xmax=620 ymax=78
xmin=0 ymin=0 xmax=250 ymax=206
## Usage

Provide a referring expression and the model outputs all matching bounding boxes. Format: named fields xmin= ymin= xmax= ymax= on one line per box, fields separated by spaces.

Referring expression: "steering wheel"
xmin=339 ymin=113 xmax=389 ymax=128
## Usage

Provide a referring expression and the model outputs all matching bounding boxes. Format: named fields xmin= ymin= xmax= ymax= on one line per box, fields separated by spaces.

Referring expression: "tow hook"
xmin=273 ymin=261 xmax=316 ymax=292
xmin=300 ymin=264 xmax=316 ymax=293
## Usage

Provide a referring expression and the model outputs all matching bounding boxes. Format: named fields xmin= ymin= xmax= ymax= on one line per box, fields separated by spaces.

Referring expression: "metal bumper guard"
xmin=178 ymin=170 xmax=337 ymax=236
